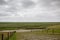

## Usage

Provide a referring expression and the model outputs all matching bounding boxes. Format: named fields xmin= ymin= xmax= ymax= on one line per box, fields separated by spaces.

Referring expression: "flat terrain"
xmin=0 ymin=29 xmax=60 ymax=40
xmin=0 ymin=22 xmax=60 ymax=40
xmin=16 ymin=32 xmax=60 ymax=40
xmin=0 ymin=22 xmax=60 ymax=30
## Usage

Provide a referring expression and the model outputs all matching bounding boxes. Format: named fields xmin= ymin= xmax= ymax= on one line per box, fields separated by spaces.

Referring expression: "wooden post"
xmin=14 ymin=31 xmax=16 ymax=33
xmin=8 ymin=32 xmax=9 ymax=40
xmin=1 ymin=34 xmax=3 ymax=40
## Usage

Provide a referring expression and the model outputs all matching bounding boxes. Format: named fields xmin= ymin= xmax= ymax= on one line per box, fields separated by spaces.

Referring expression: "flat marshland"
xmin=0 ymin=22 xmax=60 ymax=40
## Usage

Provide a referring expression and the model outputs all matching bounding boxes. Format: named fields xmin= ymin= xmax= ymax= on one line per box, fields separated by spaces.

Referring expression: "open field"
xmin=0 ymin=22 xmax=60 ymax=40
xmin=16 ymin=31 xmax=60 ymax=40
xmin=0 ymin=22 xmax=60 ymax=30
xmin=0 ymin=29 xmax=60 ymax=40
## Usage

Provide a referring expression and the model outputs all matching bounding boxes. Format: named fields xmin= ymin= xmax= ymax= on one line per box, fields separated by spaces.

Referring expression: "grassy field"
xmin=16 ymin=31 xmax=60 ymax=40
xmin=16 ymin=25 xmax=60 ymax=40
xmin=0 ymin=22 xmax=60 ymax=30
xmin=0 ymin=22 xmax=60 ymax=40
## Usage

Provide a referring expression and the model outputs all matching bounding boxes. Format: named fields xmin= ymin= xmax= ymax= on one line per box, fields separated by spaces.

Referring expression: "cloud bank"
xmin=0 ymin=0 xmax=60 ymax=22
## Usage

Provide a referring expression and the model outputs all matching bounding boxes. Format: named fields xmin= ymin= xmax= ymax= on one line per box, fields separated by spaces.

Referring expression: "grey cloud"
xmin=54 ymin=11 xmax=60 ymax=18
xmin=0 ymin=0 xmax=18 ymax=17
xmin=0 ymin=0 xmax=60 ymax=22
xmin=39 ymin=0 xmax=60 ymax=8
xmin=5 ymin=0 xmax=36 ymax=15
xmin=0 ymin=13 xmax=11 ymax=16
xmin=0 ymin=0 xmax=6 ymax=5
xmin=38 ymin=0 xmax=60 ymax=19
xmin=0 ymin=5 xmax=12 ymax=17
xmin=6 ymin=7 xmax=17 ymax=13
xmin=21 ymin=0 xmax=35 ymax=8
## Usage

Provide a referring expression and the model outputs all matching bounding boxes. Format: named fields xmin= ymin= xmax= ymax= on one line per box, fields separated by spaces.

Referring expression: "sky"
xmin=0 ymin=0 xmax=60 ymax=22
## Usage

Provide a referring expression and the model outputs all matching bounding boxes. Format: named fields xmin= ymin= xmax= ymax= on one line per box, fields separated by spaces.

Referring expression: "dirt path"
xmin=0 ymin=29 xmax=41 ymax=32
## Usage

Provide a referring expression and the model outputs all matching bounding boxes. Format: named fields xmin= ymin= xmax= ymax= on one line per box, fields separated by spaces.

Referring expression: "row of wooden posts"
xmin=0 ymin=31 xmax=16 ymax=40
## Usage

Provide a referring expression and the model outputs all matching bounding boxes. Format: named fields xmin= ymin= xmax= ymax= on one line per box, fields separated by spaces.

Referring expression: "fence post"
xmin=8 ymin=32 xmax=10 ymax=40
xmin=1 ymin=34 xmax=3 ymax=40
xmin=14 ymin=31 xmax=16 ymax=33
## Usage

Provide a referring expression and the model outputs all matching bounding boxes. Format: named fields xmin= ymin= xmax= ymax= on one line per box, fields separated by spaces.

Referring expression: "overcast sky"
xmin=0 ymin=0 xmax=60 ymax=22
